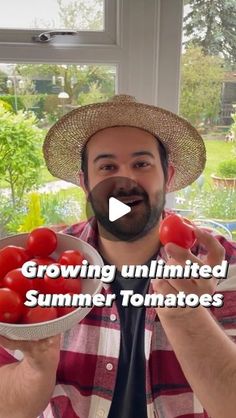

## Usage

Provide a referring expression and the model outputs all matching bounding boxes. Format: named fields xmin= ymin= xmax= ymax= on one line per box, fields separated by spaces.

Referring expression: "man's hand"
xmin=152 ymin=228 xmax=225 ymax=319
xmin=0 ymin=335 xmax=61 ymax=418
xmin=0 ymin=334 xmax=61 ymax=373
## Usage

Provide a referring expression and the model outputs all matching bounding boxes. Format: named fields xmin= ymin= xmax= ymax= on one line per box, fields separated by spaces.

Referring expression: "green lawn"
xmin=203 ymin=139 xmax=235 ymax=185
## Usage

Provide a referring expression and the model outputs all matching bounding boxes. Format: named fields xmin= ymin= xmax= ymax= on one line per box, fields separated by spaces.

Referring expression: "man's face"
xmin=82 ymin=126 xmax=171 ymax=241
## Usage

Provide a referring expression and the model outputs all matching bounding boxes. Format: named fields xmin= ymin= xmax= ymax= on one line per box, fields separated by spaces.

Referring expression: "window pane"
xmin=175 ymin=1 xmax=236 ymax=238
xmin=0 ymin=62 xmax=116 ymax=236
xmin=0 ymin=0 xmax=104 ymax=31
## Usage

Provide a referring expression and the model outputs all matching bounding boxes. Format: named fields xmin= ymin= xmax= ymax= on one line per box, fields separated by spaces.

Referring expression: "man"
xmin=0 ymin=94 xmax=236 ymax=418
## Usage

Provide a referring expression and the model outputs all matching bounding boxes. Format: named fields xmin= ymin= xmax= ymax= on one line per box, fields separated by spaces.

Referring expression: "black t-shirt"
xmin=106 ymin=258 xmax=154 ymax=418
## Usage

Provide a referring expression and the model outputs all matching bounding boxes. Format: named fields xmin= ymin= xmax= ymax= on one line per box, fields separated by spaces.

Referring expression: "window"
xmin=0 ymin=0 xmax=105 ymax=31
xmin=0 ymin=0 xmax=184 ymax=236
xmin=175 ymin=0 xmax=236 ymax=238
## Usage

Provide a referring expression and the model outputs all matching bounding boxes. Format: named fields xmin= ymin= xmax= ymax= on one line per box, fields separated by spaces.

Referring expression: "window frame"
xmin=0 ymin=0 xmax=117 ymax=45
xmin=0 ymin=0 xmax=183 ymax=114
xmin=0 ymin=0 xmax=183 ymax=211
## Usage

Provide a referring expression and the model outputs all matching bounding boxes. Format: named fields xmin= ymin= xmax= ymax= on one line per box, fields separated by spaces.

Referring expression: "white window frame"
xmin=0 ymin=0 xmax=183 ymax=209
xmin=0 ymin=0 xmax=117 ymax=45
xmin=0 ymin=0 xmax=183 ymax=114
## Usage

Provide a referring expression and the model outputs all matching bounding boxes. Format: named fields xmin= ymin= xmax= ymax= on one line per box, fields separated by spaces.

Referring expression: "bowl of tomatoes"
xmin=0 ymin=227 xmax=103 ymax=340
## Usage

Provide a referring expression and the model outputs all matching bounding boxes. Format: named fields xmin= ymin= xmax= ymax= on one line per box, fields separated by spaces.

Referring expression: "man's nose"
xmin=112 ymin=176 xmax=139 ymax=195
xmin=114 ymin=176 xmax=134 ymax=190
xmin=117 ymin=165 xmax=136 ymax=182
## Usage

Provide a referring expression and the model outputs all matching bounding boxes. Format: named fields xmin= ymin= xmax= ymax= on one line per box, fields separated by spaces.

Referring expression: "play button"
xmin=109 ymin=197 xmax=131 ymax=222
xmin=85 ymin=177 xmax=158 ymax=241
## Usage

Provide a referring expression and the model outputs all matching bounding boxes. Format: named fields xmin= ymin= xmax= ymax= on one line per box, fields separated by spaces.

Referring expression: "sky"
xmin=0 ymin=0 xmax=103 ymax=29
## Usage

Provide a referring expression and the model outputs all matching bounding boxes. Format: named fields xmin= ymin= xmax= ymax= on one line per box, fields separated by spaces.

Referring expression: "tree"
xmin=184 ymin=0 xmax=236 ymax=67
xmin=179 ymin=46 xmax=224 ymax=126
xmin=79 ymin=81 xmax=107 ymax=105
xmin=33 ymin=0 xmax=103 ymax=31
xmin=0 ymin=107 xmax=44 ymax=209
xmin=18 ymin=78 xmax=39 ymax=112
xmin=16 ymin=63 xmax=115 ymax=107
xmin=57 ymin=0 xmax=103 ymax=30
xmin=0 ymin=69 xmax=8 ymax=94
xmin=18 ymin=0 xmax=112 ymax=114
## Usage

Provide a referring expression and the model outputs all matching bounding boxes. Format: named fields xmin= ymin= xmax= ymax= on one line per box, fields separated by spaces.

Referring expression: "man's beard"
xmin=89 ymin=186 xmax=166 ymax=242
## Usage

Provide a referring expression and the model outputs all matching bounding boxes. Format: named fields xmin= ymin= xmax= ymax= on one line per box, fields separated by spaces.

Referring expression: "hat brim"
xmin=43 ymin=100 xmax=206 ymax=192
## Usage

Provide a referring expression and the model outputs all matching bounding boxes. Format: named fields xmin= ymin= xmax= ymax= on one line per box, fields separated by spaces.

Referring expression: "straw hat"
xmin=43 ymin=94 xmax=206 ymax=192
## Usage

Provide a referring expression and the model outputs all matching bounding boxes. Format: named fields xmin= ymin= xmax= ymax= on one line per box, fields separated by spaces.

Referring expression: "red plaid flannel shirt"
xmin=1 ymin=217 xmax=236 ymax=418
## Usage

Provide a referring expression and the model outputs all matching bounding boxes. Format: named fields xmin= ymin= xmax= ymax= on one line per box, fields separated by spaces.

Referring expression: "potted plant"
xmin=211 ymin=159 xmax=236 ymax=189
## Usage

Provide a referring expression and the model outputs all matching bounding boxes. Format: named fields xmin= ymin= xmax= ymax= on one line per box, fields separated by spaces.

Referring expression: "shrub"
xmin=0 ymin=107 xmax=43 ymax=210
xmin=215 ymin=160 xmax=236 ymax=178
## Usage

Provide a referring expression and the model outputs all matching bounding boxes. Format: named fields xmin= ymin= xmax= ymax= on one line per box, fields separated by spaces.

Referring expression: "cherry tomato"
xmin=43 ymin=264 xmax=82 ymax=295
xmin=43 ymin=264 xmax=67 ymax=294
xmin=0 ymin=288 xmax=24 ymax=323
xmin=28 ymin=258 xmax=53 ymax=293
xmin=30 ymin=257 xmax=54 ymax=265
xmin=57 ymin=293 xmax=77 ymax=317
xmin=2 ymin=268 xmax=34 ymax=299
xmin=28 ymin=258 xmax=55 ymax=293
xmin=63 ymin=278 xmax=82 ymax=294
xmin=26 ymin=227 xmax=57 ymax=257
xmin=22 ymin=306 xmax=58 ymax=324
xmin=0 ymin=246 xmax=31 ymax=280
xmin=159 ymin=214 xmax=196 ymax=249
xmin=58 ymin=250 xmax=84 ymax=266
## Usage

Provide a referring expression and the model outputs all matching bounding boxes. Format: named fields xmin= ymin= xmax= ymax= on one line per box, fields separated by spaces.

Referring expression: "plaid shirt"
xmin=1 ymin=217 xmax=236 ymax=418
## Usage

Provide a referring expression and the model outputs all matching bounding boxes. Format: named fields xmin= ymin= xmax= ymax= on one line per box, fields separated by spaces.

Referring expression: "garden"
xmin=0 ymin=99 xmax=235 ymax=239
xmin=0 ymin=44 xmax=236 ymax=239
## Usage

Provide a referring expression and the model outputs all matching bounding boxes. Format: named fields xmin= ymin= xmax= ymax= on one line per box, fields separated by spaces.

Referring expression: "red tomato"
xmin=26 ymin=227 xmax=57 ymax=257
xmin=2 ymin=268 xmax=34 ymax=299
xmin=57 ymin=306 xmax=77 ymax=317
xmin=57 ymin=293 xmax=77 ymax=318
xmin=0 ymin=246 xmax=31 ymax=280
xmin=58 ymin=250 xmax=84 ymax=266
xmin=43 ymin=264 xmax=82 ymax=295
xmin=0 ymin=288 xmax=24 ymax=323
xmin=29 ymin=258 xmax=55 ymax=293
xmin=159 ymin=214 xmax=196 ymax=249
xmin=22 ymin=306 xmax=58 ymax=324
xmin=30 ymin=257 xmax=54 ymax=265
xmin=43 ymin=264 xmax=67 ymax=294
xmin=63 ymin=278 xmax=82 ymax=294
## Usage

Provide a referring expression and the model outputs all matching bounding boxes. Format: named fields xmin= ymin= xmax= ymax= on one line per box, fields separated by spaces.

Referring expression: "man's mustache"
xmin=111 ymin=188 xmax=148 ymax=200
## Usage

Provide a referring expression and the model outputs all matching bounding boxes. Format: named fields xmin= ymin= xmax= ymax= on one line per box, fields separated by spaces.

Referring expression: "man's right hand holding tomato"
xmin=0 ymin=334 xmax=60 ymax=418
xmin=152 ymin=223 xmax=236 ymax=418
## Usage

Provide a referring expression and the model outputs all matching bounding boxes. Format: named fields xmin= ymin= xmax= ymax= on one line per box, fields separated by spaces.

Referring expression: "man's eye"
xmin=134 ymin=161 xmax=150 ymax=168
xmin=100 ymin=164 xmax=116 ymax=171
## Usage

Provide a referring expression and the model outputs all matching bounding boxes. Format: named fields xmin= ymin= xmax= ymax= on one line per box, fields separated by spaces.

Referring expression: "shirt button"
xmin=110 ymin=314 xmax=117 ymax=321
xmin=97 ymin=409 xmax=105 ymax=417
xmin=106 ymin=362 xmax=113 ymax=371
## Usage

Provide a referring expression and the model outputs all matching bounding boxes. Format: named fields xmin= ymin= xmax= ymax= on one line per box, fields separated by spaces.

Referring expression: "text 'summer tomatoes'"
xmin=2 ymin=268 xmax=34 ymax=299
xmin=159 ymin=214 xmax=196 ymax=249
xmin=58 ymin=250 xmax=84 ymax=266
xmin=22 ymin=306 xmax=58 ymax=324
xmin=0 ymin=288 xmax=24 ymax=323
xmin=26 ymin=227 xmax=57 ymax=257
xmin=0 ymin=246 xmax=31 ymax=281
